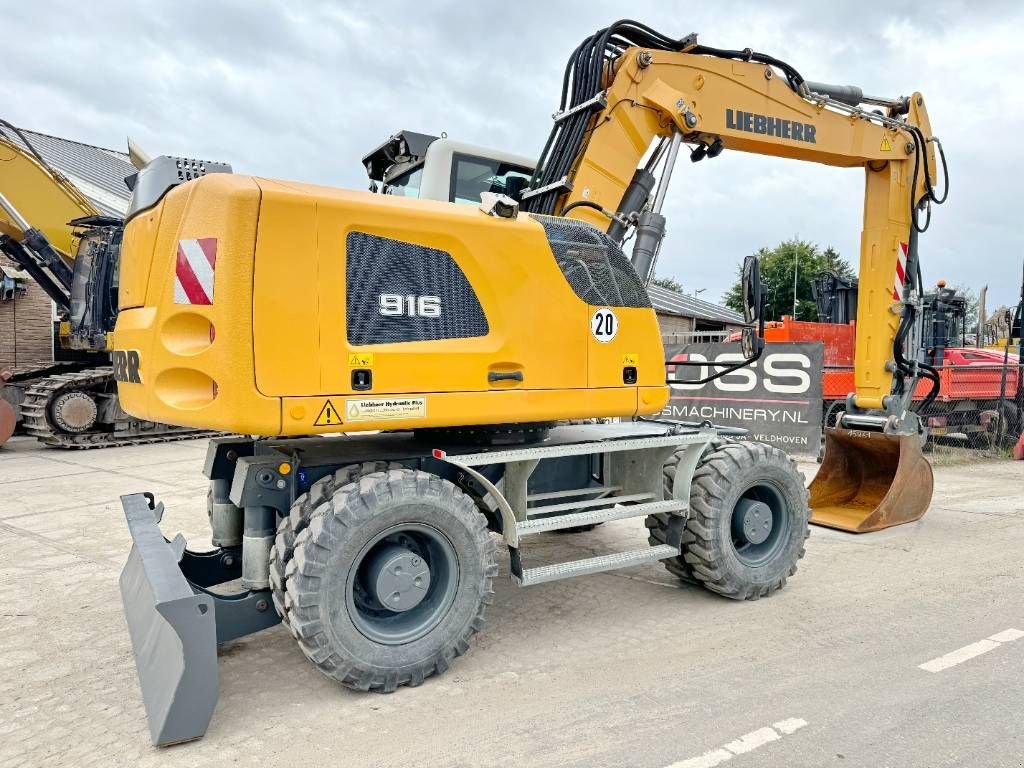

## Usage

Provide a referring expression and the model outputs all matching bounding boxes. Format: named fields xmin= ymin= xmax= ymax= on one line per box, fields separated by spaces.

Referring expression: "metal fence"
xmin=822 ymin=358 xmax=1023 ymax=458
xmin=662 ymin=331 xmax=732 ymax=345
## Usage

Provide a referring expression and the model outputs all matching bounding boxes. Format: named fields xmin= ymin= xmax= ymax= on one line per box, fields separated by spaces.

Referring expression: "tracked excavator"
xmin=0 ymin=123 xmax=213 ymax=447
xmin=110 ymin=21 xmax=946 ymax=744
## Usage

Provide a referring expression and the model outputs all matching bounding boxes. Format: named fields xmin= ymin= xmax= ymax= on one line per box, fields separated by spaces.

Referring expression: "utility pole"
xmin=792 ymin=251 xmax=799 ymax=318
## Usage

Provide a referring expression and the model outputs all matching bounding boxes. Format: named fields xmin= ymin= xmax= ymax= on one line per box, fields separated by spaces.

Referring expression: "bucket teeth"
xmin=809 ymin=427 xmax=933 ymax=533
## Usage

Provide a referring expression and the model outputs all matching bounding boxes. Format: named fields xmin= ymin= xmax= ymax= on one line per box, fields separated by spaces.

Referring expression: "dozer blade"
xmin=119 ymin=493 xmax=218 ymax=746
xmin=809 ymin=427 xmax=934 ymax=533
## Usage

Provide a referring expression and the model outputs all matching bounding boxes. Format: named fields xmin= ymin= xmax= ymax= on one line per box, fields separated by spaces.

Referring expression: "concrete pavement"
xmin=0 ymin=435 xmax=1021 ymax=767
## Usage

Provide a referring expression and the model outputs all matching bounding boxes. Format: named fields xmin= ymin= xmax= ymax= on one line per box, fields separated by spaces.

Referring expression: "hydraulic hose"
xmin=524 ymin=22 xmax=811 ymax=216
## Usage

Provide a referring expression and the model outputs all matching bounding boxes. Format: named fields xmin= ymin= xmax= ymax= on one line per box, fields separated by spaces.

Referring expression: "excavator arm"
xmin=0 ymin=123 xmax=96 ymax=309
xmin=522 ymin=22 xmax=948 ymax=531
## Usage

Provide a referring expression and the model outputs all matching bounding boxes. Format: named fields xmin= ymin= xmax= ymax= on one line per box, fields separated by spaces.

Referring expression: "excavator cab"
xmin=66 ymin=216 xmax=122 ymax=350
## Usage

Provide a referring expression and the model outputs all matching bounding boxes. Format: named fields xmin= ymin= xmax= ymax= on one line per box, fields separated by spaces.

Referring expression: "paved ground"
xmin=0 ymin=435 xmax=1022 ymax=767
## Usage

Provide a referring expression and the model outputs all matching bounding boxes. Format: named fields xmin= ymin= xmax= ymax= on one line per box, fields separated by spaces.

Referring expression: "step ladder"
xmin=431 ymin=423 xmax=713 ymax=586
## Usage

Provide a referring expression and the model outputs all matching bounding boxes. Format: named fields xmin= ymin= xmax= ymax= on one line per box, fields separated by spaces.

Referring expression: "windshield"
xmin=450 ymin=154 xmax=532 ymax=204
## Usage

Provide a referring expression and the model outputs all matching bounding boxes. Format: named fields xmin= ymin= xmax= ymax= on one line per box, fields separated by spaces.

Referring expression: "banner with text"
xmin=663 ymin=341 xmax=824 ymax=453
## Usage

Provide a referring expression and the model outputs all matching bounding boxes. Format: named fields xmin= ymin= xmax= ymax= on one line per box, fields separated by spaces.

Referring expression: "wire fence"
xmin=823 ymin=357 xmax=1023 ymax=459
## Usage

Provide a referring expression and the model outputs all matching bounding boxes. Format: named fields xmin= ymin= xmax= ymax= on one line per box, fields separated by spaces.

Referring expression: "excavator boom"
xmin=520 ymin=23 xmax=946 ymax=531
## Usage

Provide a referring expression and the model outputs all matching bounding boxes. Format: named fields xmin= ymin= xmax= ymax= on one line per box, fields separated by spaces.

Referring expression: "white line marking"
xmin=773 ymin=718 xmax=809 ymax=735
xmin=989 ymin=628 xmax=1024 ymax=643
xmin=724 ymin=727 xmax=780 ymax=755
xmin=919 ymin=640 xmax=1000 ymax=672
xmin=666 ymin=719 xmax=808 ymax=768
xmin=918 ymin=628 xmax=1023 ymax=673
xmin=671 ymin=748 xmax=732 ymax=768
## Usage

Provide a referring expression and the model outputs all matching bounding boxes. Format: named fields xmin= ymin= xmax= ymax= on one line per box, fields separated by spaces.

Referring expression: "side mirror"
xmin=741 ymin=255 xmax=762 ymax=325
xmin=740 ymin=255 xmax=766 ymax=360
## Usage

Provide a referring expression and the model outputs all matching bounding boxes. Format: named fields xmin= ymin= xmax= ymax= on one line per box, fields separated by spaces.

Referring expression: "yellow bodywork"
xmin=0 ymin=134 xmax=96 ymax=254
xmin=113 ymin=173 xmax=668 ymax=435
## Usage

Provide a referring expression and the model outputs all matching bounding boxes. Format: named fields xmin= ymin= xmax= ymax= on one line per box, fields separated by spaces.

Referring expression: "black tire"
xmin=269 ymin=461 xmax=398 ymax=628
xmin=647 ymin=441 xmax=809 ymax=600
xmin=646 ymin=438 xmax=729 ymax=583
xmin=283 ymin=468 xmax=497 ymax=692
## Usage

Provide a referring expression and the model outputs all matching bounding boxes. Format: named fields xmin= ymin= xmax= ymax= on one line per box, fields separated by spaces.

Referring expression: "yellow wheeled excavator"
xmin=0 ymin=122 xmax=213 ymax=447
xmin=111 ymin=21 xmax=946 ymax=745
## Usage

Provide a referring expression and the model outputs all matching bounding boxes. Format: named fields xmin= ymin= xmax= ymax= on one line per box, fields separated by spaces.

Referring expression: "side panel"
xmin=252 ymin=181 xmax=589 ymax=398
xmin=588 ymin=305 xmax=666 ymax=395
xmin=116 ymin=174 xmax=669 ymax=436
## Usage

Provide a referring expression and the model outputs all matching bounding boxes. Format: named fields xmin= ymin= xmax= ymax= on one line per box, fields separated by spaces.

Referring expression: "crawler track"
xmin=18 ymin=367 xmax=215 ymax=448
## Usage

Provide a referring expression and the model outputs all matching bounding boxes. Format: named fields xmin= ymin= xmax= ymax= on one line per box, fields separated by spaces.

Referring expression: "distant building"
xmin=648 ymin=284 xmax=743 ymax=342
xmin=0 ymin=126 xmax=133 ymax=371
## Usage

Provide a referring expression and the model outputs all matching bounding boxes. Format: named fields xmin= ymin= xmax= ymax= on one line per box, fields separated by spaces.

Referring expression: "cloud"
xmin=2 ymin=0 xmax=1020 ymax=306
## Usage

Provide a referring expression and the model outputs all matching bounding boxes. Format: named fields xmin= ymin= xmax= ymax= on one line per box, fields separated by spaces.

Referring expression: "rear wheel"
xmin=269 ymin=461 xmax=398 ymax=628
xmin=648 ymin=441 xmax=809 ymax=600
xmin=284 ymin=468 xmax=497 ymax=691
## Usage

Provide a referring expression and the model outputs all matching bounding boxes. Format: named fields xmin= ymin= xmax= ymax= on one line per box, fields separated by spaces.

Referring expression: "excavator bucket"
xmin=809 ymin=427 xmax=934 ymax=533
xmin=119 ymin=493 xmax=218 ymax=746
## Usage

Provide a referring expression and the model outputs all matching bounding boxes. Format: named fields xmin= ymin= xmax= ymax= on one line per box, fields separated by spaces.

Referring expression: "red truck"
xmin=760 ymin=309 xmax=1020 ymax=444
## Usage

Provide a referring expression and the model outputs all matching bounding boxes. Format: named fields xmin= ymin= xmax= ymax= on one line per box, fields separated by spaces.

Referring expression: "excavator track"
xmin=18 ymin=367 xmax=215 ymax=449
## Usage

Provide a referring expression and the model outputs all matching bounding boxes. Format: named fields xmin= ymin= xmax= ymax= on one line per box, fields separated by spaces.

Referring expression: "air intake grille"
xmin=346 ymin=231 xmax=489 ymax=345
xmin=531 ymin=215 xmax=651 ymax=309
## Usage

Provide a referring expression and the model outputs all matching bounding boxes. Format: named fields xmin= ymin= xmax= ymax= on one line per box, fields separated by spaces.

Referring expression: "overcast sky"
xmin=5 ymin=1 xmax=1022 ymax=309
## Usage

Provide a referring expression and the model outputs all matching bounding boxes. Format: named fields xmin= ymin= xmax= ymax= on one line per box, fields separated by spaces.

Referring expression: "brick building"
xmin=0 ymin=127 xmax=133 ymax=371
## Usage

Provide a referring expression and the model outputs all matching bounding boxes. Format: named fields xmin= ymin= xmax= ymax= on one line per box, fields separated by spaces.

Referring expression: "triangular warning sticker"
xmin=314 ymin=399 xmax=341 ymax=426
xmin=880 ymin=135 xmax=892 ymax=152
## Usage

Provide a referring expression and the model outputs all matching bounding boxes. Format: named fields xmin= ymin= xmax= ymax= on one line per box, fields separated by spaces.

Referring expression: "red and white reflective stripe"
xmin=174 ymin=238 xmax=217 ymax=305
xmin=893 ymin=241 xmax=908 ymax=300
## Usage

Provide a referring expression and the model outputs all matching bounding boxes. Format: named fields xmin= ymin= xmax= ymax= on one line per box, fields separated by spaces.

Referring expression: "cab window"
xmin=385 ymin=165 xmax=424 ymax=198
xmin=450 ymin=153 xmax=532 ymax=205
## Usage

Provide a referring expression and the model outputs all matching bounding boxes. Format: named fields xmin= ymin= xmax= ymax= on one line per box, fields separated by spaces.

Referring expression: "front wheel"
xmin=649 ymin=441 xmax=809 ymax=600
xmin=284 ymin=468 xmax=497 ymax=691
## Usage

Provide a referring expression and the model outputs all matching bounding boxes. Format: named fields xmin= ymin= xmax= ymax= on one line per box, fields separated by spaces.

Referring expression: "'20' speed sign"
xmin=591 ymin=307 xmax=618 ymax=343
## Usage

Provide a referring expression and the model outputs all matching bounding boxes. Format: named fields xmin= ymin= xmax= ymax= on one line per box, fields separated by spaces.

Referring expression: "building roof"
xmin=0 ymin=125 xmax=134 ymax=217
xmin=648 ymin=284 xmax=744 ymax=325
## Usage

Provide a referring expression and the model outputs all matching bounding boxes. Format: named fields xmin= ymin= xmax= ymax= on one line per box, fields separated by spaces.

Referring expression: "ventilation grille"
xmin=531 ymin=215 xmax=651 ymax=309
xmin=346 ymin=231 xmax=489 ymax=345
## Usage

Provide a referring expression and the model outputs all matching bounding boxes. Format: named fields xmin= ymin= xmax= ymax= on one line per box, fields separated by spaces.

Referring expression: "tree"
xmin=948 ymin=284 xmax=979 ymax=335
xmin=651 ymin=276 xmax=683 ymax=293
xmin=724 ymin=238 xmax=854 ymax=322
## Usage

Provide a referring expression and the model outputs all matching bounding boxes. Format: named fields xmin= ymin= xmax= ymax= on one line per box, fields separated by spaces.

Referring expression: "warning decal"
xmin=345 ymin=397 xmax=426 ymax=422
xmin=174 ymin=238 xmax=217 ymax=305
xmin=348 ymin=353 xmax=374 ymax=367
xmin=880 ymin=135 xmax=892 ymax=152
xmin=893 ymin=241 xmax=909 ymax=300
xmin=314 ymin=400 xmax=342 ymax=426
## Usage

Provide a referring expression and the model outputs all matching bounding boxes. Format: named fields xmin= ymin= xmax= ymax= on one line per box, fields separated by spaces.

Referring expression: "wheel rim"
xmin=346 ymin=522 xmax=460 ymax=645
xmin=729 ymin=481 xmax=790 ymax=566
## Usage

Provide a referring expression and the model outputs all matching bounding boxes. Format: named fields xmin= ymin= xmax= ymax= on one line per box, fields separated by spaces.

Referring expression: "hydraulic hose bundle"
xmin=523 ymin=20 xmax=807 ymax=215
